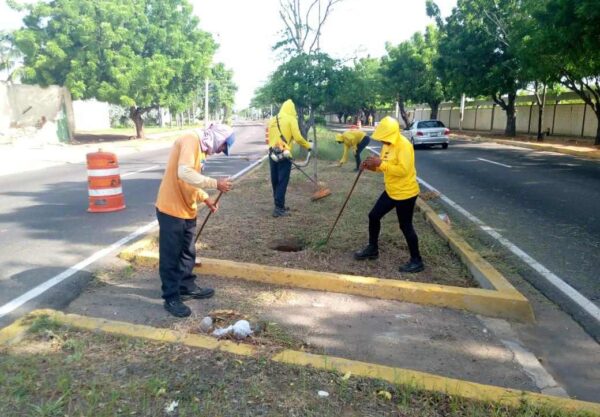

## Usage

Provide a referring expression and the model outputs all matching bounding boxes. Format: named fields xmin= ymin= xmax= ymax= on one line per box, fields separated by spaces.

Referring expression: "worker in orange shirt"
xmin=155 ymin=124 xmax=234 ymax=317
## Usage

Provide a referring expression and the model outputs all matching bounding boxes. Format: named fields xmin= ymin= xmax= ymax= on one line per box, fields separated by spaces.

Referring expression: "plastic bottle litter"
xmin=232 ymin=320 xmax=253 ymax=339
xmin=212 ymin=325 xmax=233 ymax=338
xmin=438 ymin=213 xmax=451 ymax=226
xmin=212 ymin=320 xmax=253 ymax=339
xmin=318 ymin=390 xmax=329 ymax=398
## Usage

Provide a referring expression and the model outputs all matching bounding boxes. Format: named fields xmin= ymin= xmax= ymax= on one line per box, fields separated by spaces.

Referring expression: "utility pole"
xmin=204 ymin=78 xmax=209 ymax=127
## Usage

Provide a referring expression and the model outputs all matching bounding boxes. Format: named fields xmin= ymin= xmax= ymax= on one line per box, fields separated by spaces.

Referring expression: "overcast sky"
xmin=1 ymin=0 xmax=457 ymax=109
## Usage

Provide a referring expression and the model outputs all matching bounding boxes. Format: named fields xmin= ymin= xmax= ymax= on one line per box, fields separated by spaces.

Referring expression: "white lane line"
xmin=418 ymin=177 xmax=600 ymax=323
xmin=0 ymin=155 xmax=267 ymax=320
xmin=0 ymin=221 xmax=157 ymax=319
xmin=121 ymin=165 xmax=161 ymax=178
xmin=367 ymin=146 xmax=600 ymax=323
xmin=477 ymin=158 xmax=513 ymax=168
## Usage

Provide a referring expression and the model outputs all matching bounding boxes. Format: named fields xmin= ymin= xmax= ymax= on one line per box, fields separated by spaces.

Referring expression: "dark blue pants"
xmin=156 ymin=209 xmax=197 ymax=301
xmin=269 ymin=158 xmax=292 ymax=210
xmin=355 ymin=136 xmax=371 ymax=170
xmin=368 ymin=192 xmax=421 ymax=261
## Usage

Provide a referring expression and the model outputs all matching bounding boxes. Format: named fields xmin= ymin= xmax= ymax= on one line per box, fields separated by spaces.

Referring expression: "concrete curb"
xmin=456 ymin=135 xmax=600 ymax=160
xmin=4 ymin=309 xmax=598 ymax=414
xmin=124 ymin=249 xmax=534 ymax=323
xmin=120 ymin=154 xmax=533 ymax=322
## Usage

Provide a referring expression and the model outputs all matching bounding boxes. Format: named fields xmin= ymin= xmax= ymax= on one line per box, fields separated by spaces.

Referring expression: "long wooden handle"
xmin=324 ymin=169 xmax=363 ymax=245
xmin=194 ymin=191 xmax=223 ymax=244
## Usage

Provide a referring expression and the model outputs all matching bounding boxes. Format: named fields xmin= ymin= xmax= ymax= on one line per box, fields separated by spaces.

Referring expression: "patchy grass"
xmin=196 ymin=129 xmax=474 ymax=287
xmin=0 ymin=322 xmax=593 ymax=417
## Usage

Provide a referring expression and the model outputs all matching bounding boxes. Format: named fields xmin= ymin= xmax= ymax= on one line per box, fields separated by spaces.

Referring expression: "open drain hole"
xmin=269 ymin=238 xmax=306 ymax=252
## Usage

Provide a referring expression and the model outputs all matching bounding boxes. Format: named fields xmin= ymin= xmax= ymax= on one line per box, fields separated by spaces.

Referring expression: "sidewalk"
xmin=452 ymin=130 xmax=600 ymax=160
xmin=0 ymin=129 xmax=189 ymax=177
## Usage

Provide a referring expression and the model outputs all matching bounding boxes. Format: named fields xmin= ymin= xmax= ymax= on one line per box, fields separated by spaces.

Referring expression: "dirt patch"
xmin=0 ymin=320 xmax=580 ymax=417
xmin=195 ymin=161 xmax=474 ymax=287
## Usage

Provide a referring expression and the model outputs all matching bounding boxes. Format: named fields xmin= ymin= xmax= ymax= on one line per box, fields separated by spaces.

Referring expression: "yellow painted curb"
xmin=130 ymin=251 xmax=534 ymax=322
xmin=10 ymin=309 xmax=600 ymax=414
xmin=417 ymin=199 xmax=515 ymax=292
xmin=117 ymin=156 xmax=533 ymax=322
xmin=20 ymin=309 xmax=257 ymax=357
xmin=272 ymin=350 xmax=600 ymax=413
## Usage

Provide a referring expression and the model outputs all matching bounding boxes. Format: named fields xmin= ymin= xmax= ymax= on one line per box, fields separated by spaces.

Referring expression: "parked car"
xmin=404 ymin=120 xmax=450 ymax=149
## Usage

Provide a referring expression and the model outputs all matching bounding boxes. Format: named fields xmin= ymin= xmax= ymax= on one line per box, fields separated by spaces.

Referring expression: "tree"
xmin=382 ymin=26 xmax=445 ymax=121
xmin=0 ymin=30 xmax=22 ymax=82
xmin=325 ymin=65 xmax=360 ymax=123
xmin=523 ymin=0 xmax=600 ymax=145
xmin=430 ymin=0 xmax=527 ymax=136
xmin=258 ymin=52 xmax=338 ymax=136
xmin=11 ymin=0 xmax=216 ymax=138
xmin=196 ymin=63 xmax=237 ymax=124
xmin=353 ymin=57 xmax=385 ymax=123
xmin=380 ymin=41 xmax=418 ymax=127
xmin=274 ymin=0 xmax=343 ymax=55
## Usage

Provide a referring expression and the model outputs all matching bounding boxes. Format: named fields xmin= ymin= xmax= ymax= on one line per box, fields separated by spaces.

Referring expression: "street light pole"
xmin=204 ymin=77 xmax=209 ymax=127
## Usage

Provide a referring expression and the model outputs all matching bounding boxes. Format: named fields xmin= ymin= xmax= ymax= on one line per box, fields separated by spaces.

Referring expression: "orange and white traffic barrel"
xmin=86 ymin=150 xmax=126 ymax=213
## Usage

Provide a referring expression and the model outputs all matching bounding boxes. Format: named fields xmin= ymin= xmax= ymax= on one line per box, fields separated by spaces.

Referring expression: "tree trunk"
xmin=429 ymin=101 xmax=440 ymax=120
xmin=533 ymin=82 xmax=547 ymax=141
xmin=504 ymin=92 xmax=517 ymax=137
xmin=297 ymin=107 xmax=309 ymax=138
xmin=129 ymin=107 xmax=145 ymax=139
xmin=398 ymin=98 xmax=411 ymax=128
xmin=595 ymin=107 xmax=600 ymax=146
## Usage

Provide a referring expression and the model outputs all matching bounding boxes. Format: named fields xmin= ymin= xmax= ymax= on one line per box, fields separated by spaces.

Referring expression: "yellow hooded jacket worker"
xmin=267 ymin=99 xmax=312 ymax=217
xmin=335 ymin=129 xmax=371 ymax=171
xmin=353 ymin=116 xmax=424 ymax=273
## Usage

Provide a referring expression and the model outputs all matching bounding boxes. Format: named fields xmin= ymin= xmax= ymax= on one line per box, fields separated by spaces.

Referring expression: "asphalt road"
xmin=0 ymin=123 xmax=267 ymax=328
xmin=412 ymin=139 xmax=600 ymax=337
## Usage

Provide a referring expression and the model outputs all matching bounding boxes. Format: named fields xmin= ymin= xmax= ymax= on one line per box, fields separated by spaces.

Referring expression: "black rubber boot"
xmin=354 ymin=244 xmax=379 ymax=260
xmin=180 ymin=285 xmax=215 ymax=300
xmin=399 ymin=258 xmax=425 ymax=273
xmin=164 ymin=299 xmax=191 ymax=318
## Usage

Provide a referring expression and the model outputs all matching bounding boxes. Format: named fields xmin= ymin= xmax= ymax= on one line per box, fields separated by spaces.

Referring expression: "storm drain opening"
xmin=269 ymin=238 xmax=306 ymax=252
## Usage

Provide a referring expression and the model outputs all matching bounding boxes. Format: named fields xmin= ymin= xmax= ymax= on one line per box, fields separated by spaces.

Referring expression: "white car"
xmin=405 ymin=120 xmax=450 ymax=149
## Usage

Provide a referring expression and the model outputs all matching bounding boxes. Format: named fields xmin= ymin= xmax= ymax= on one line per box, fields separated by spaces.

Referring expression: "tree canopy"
xmin=11 ymin=0 xmax=216 ymax=137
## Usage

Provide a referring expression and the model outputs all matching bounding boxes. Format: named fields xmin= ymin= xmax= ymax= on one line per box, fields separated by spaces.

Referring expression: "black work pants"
xmin=368 ymin=192 xmax=421 ymax=260
xmin=355 ymin=136 xmax=371 ymax=170
xmin=156 ymin=209 xmax=197 ymax=301
xmin=269 ymin=158 xmax=292 ymax=210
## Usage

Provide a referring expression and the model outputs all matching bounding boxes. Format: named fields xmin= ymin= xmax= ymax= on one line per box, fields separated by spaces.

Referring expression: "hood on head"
xmin=372 ymin=116 xmax=400 ymax=145
xmin=197 ymin=123 xmax=235 ymax=155
xmin=278 ymin=99 xmax=297 ymax=118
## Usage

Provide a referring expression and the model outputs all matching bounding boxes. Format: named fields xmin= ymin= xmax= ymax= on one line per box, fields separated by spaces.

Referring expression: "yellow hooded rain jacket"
xmin=371 ymin=117 xmax=420 ymax=200
xmin=267 ymin=99 xmax=311 ymax=157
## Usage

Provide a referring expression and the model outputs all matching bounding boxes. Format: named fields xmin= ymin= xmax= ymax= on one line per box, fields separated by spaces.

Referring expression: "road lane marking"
xmin=478 ymin=158 xmax=513 ymax=168
xmin=366 ymin=146 xmax=600 ymax=323
xmin=418 ymin=177 xmax=600 ymax=324
xmin=0 ymin=156 xmax=267 ymax=320
xmin=121 ymin=165 xmax=161 ymax=178
xmin=0 ymin=221 xmax=157 ymax=319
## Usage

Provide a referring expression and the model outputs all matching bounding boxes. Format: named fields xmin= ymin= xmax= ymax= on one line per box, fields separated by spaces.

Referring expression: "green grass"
xmin=0 ymin=322 xmax=593 ymax=417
